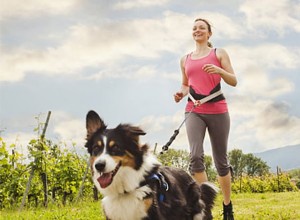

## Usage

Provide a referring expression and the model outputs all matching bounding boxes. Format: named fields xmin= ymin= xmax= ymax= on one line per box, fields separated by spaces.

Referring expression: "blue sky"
xmin=1 ymin=0 xmax=300 ymax=157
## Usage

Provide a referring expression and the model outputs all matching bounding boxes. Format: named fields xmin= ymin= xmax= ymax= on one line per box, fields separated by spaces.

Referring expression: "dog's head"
xmin=85 ymin=110 xmax=149 ymax=189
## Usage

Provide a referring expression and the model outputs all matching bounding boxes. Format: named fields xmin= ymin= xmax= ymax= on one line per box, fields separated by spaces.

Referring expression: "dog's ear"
xmin=86 ymin=110 xmax=106 ymax=139
xmin=128 ymin=126 xmax=147 ymax=150
xmin=116 ymin=124 xmax=146 ymax=137
xmin=128 ymin=126 xmax=146 ymax=136
xmin=118 ymin=124 xmax=146 ymax=143
xmin=121 ymin=125 xmax=146 ymax=136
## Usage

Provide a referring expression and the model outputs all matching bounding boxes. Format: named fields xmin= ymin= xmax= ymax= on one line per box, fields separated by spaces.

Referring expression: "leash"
xmin=160 ymin=90 xmax=223 ymax=154
xmin=160 ymin=105 xmax=195 ymax=154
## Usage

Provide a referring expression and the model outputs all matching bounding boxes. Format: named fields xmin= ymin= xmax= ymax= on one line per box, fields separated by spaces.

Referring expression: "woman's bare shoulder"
xmin=215 ymin=48 xmax=230 ymax=60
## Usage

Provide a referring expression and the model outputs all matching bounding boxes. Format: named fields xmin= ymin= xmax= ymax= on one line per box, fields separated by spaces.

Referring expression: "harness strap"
xmin=188 ymin=90 xmax=223 ymax=105
xmin=140 ymin=171 xmax=169 ymax=203
xmin=188 ymin=83 xmax=225 ymax=104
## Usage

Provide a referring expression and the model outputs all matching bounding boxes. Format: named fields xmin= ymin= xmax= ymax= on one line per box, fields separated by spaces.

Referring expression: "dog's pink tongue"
xmin=97 ymin=173 xmax=112 ymax=188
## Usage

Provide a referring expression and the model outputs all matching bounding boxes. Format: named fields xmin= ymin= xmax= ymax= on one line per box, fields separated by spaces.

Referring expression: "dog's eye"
xmin=92 ymin=146 xmax=103 ymax=156
xmin=110 ymin=144 xmax=124 ymax=156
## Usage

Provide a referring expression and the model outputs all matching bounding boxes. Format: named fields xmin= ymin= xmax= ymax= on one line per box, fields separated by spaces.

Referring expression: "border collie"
xmin=85 ymin=110 xmax=217 ymax=220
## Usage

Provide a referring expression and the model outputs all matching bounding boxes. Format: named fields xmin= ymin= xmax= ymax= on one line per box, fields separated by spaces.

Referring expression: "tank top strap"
xmin=184 ymin=52 xmax=193 ymax=66
xmin=187 ymin=52 xmax=193 ymax=60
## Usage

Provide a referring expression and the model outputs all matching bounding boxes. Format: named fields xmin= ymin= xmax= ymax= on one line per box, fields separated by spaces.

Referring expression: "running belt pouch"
xmin=188 ymin=83 xmax=225 ymax=103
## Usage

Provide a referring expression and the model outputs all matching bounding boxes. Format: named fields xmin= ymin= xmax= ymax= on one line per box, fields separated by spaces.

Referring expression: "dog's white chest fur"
xmin=102 ymin=186 xmax=151 ymax=220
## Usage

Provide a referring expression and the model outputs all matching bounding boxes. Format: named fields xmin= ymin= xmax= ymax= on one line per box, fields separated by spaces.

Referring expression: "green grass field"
xmin=213 ymin=192 xmax=300 ymax=220
xmin=1 ymin=192 xmax=299 ymax=220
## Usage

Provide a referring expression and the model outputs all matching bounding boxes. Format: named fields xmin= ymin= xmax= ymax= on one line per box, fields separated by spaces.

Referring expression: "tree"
xmin=287 ymin=169 xmax=300 ymax=189
xmin=228 ymin=149 xmax=246 ymax=179
xmin=228 ymin=149 xmax=270 ymax=178
xmin=243 ymin=153 xmax=269 ymax=176
xmin=157 ymin=149 xmax=217 ymax=181
xmin=204 ymin=155 xmax=217 ymax=181
xmin=158 ymin=149 xmax=190 ymax=172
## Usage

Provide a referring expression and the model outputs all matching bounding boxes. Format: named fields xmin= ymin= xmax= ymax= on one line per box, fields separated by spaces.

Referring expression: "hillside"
xmin=254 ymin=144 xmax=300 ymax=172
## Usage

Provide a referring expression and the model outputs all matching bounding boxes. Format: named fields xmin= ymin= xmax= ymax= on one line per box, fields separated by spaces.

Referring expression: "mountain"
xmin=254 ymin=144 xmax=300 ymax=172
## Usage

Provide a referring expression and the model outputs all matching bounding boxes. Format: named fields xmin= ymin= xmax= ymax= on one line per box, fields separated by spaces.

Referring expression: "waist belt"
xmin=188 ymin=83 xmax=225 ymax=105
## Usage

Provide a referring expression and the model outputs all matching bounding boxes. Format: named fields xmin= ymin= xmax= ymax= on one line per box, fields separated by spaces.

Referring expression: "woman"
xmin=174 ymin=18 xmax=237 ymax=220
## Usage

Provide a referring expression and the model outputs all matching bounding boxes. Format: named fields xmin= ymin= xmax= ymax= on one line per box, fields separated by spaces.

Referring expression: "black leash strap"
xmin=160 ymin=105 xmax=195 ymax=154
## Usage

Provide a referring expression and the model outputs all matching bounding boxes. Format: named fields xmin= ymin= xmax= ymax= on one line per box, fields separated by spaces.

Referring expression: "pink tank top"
xmin=185 ymin=49 xmax=228 ymax=114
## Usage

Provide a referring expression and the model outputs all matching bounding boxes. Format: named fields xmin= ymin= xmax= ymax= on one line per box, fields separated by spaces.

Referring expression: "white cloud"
xmin=1 ymin=132 xmax=36 ymax=161
xmin=85 ymin=64 xmax=158 ymax=81
xmin=114 ymin=0 xmax=170 ymax=10
xmin=51 ymin=111 xmax=86 ymax=147
xmin=1 ymin=111 xmax=87 ymax=159
xmin=254 ymin=102 xmax=300 ymax=146
xmin=0 ymin=11 xmax=193 ymax=82
xmin=237 ymin=66 xmax=294 ymax=98
xmin=240 ymin=0 xmax=300 ymax=35
xmin=0 ymin=47 xmax=45 ymax=82
xmin=229 ymin=96 xmax=300 ymax=153
xmin=0 ymin=9 xmax=247 ymax=83
xmin=228 ymin=44 xmax=299 ymax=71
xmin=0 ymin=0 xmax=80 ymax=21
xmin=226 ymin=44 xmax=298 ymax=99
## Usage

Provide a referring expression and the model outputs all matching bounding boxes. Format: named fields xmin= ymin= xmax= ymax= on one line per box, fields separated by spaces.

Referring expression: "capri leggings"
xmin=185 ymin=112 xmax=231 ymax=177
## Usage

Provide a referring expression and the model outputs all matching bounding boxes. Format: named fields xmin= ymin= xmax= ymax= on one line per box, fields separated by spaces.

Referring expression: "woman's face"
xmin=192 ymin=20 xmax=211 ymax=42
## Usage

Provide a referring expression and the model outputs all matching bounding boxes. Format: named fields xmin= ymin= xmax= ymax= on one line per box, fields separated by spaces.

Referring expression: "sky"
xmin=1 ymin=0 xmax=300 ymax=158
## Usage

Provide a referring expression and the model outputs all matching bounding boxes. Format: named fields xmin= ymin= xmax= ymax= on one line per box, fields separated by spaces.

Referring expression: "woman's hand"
xmin=203 ymin=62 xmax=237 ymax=87
xmin=202 ymin=64 xmax=223 ymax=75
xmin=194 ymin=100 xmax=201 ymax=106
xmin=174 ymin=92 xmax=184 ymax=103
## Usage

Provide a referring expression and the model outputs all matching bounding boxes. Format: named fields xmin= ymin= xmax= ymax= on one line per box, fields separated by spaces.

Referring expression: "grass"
xmin=1 ymin=192 xmax=299 ymax=220
xmin=0 ymin=199 xmax=104 ymax=220
xmin=212 ymin=192 xmax=300 ymax=220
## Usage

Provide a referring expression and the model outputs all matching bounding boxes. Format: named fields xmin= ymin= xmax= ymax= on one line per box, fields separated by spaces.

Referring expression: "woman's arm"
xmin=174 ymin=56 xmax=189 ymax=103
xmin=203 ymin=48 xmax=237 ymax=87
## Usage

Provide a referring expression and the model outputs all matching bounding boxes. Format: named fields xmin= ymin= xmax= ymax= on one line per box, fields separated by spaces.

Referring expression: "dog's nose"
xmin=95 ymin=161 xmax=106 ymax=172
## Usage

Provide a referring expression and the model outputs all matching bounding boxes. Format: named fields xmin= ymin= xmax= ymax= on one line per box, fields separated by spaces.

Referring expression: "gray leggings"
xmin=185 ymin=112 xmax=231 ymax=176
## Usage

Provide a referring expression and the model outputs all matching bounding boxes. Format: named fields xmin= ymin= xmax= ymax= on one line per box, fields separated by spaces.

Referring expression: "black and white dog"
xmin=85 ymin=110 xmax=217 ymax=220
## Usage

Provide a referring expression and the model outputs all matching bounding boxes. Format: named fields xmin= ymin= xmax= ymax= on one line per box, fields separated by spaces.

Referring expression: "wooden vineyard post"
xmin=19 ymin=111 xmax=51 ymax=211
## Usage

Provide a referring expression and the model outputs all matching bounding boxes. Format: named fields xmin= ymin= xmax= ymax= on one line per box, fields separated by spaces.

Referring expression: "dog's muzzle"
xmin=94 ymin=161 xmax=121 ymax=188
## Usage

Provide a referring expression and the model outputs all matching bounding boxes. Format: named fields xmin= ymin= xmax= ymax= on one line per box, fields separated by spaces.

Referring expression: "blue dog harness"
xmin=148 ymin=172 xmax=169 ymax=202
xmin=139 ymin=171 xmax=169 ymax=203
